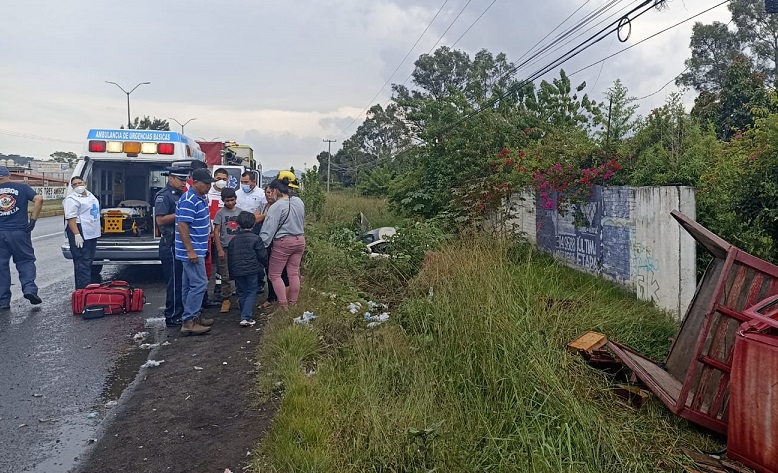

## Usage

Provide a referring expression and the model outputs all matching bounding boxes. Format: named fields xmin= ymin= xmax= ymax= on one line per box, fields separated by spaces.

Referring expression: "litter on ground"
xmin=139 ymin=343 xmax=159 ymax=350
xmin=140 ymin=359 xmax=164 ymax=368
xmin=347 ymin=302 xmax=362 ymax=314
xmin=294 ymin=311 xmax=318 ymax=325
xmin=132 ymin=332 xmax=149 ymax=342
xmin=365 ymin=311 xmax=390 ymax=327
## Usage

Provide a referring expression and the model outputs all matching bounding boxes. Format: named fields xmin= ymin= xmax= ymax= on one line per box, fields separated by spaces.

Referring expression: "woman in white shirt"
xmin=63 ymin=176 xmax=101 ymax=289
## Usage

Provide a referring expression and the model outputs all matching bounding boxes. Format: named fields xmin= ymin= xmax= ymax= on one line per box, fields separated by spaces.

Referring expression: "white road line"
xmin=32 ymin=232 xmax=62 ymax=241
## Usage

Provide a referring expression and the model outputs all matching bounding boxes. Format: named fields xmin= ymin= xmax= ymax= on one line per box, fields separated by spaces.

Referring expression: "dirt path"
xmin=74 ymin=309 xmax=276 ymax=473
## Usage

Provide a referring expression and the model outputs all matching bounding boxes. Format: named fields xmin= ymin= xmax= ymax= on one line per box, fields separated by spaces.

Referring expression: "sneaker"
xmin=240 ymin=319 xmax=256 ymax=327
xmin=220 ymin=300 xmax=231 ymax=313
xmin=24 ymin=293 xmax=42 ymax=305
xmin=180 ymin=319 xmax=211 ymax=336
xmin=196 ymin=315 xmax=214 ymax=326
xmin=201 ymin=299 xmax=220 ymax=309
xmin=165 ymin=317 xmax=183 ymax=327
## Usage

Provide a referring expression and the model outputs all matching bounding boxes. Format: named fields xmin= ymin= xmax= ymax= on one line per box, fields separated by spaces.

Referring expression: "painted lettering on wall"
xmin=632 ymin=241 xmax=660 ymax=303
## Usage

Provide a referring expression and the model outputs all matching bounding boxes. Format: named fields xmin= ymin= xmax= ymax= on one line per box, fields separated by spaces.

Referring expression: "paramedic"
xmin=64 ymin=176 xmax=101 ymax=289
xmin=0 ymin=165 xmax=43 ymax=308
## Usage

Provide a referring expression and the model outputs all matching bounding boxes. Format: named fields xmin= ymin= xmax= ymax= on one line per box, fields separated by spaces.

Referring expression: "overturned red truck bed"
xmin=607 ymin=211 xmax=778 ymax=436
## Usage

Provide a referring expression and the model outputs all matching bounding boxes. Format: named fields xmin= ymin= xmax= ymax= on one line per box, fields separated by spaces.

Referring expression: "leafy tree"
xmin=625 ymin=94 xmax=718 ymax=186
xmin=525 ymin=70 xmax=602 ymax=133
xmin=50 ymin=151 xmax=78 ymax=168
xmin=679 ymin=0 xmax=778 ymax=91
xmin=299 ymin=166 xmax=325 ymax=221
xmin=597 ymin=79 xmax=638 ymax=148
xmin=678 ymin=22 xmax=741 ymax=92
xmin=122 ymin=116 xmax=170 ymax=130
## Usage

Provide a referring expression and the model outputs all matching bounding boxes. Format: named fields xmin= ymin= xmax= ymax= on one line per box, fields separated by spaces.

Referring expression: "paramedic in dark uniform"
xmin=0 ymin=165 xmax=43 ymax=309
xmin=155 ymin=167 xmax=189 ymax=327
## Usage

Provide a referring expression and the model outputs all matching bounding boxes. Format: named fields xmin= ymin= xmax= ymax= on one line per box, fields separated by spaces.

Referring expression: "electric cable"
xmin=334 ymin=0 xmax=450 ymax=138
xmin=0 ymin=128 xmax=81 ymax=145
xmin=450 ymin=0 xmax=499 ymax=49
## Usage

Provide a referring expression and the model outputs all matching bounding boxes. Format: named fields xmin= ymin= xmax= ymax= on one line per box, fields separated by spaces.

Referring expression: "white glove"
xmin=74 ymin=234 xmax=84 ymax=248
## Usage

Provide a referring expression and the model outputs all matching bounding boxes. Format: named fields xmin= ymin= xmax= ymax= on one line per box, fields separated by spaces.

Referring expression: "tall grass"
xmin=252 ymin=195 xmax=718 ymax=472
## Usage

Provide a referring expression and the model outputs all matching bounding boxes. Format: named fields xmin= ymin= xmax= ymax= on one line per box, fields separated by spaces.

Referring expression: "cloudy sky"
xmin=0 ymin=0 xmax=729 ymax=171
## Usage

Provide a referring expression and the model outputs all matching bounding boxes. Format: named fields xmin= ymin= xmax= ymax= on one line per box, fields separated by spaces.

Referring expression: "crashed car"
xmin=359 ymin=227 xmax=396 ymax=257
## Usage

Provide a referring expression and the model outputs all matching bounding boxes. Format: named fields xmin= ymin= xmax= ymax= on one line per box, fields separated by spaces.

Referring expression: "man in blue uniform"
xmin=155 ymin=166 xmax=189 ymax=327
xmin=0 ymin=166 xmax=43 ymax=309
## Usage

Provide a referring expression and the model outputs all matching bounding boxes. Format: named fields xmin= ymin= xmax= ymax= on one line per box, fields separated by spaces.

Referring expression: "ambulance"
xmin=61 ymin=128 xmax=207 ymax=272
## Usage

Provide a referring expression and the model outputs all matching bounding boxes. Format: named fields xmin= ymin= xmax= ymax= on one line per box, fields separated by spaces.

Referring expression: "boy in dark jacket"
xmin=227 ymin=211 xmax=268 ymax=326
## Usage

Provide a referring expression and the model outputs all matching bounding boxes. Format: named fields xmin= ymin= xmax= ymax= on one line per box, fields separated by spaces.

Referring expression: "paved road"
xmin=0 ymin=216 xmax=167 ymax=472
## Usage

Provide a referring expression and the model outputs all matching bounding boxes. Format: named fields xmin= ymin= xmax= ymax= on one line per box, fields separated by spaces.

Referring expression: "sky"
xmin=0 ymin=0 xmax=730 ymax=171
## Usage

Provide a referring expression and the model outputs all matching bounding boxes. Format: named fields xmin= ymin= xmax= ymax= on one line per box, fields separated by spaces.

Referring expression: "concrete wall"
xmin=508 ymin=186 xmax=696 ymax=318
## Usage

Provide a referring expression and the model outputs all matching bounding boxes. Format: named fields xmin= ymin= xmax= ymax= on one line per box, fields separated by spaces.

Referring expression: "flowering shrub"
xmin=452 ymin=147 xmax=623 ymax=229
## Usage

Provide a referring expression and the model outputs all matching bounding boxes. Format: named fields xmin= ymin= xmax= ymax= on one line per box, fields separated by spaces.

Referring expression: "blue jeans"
xmin=0 ymin=230 xmax=37 ymax=304
xmin=181 ymin=257 xmax=207 ymax=322
xmin=160 ymin=243 xmax=183 ymax=320
xmin=67 ymin=226 xmax=97 ymax=289
xmin=234 ymin=273 xmax=258 ymax=321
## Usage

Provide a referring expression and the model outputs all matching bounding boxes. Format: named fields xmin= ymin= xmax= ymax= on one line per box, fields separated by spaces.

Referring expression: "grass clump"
xmin=251 ymin=194 xmax=719 ymax=472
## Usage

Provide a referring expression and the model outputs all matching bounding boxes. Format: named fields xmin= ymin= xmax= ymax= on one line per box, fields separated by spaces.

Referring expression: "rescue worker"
xmin=0 ymin=165 xmax=43 ymax=309
xmin=155 ymin=166 xmax=189 ymax=327
xmin=63 ymin=176 xmax=101 ymax=289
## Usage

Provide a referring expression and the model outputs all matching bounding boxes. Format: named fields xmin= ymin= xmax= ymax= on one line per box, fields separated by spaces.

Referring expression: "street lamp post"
xmin=105 ymin=81 xmax=151 ymax=128
xmin=169 ymin=117 xmax=197 ymax=134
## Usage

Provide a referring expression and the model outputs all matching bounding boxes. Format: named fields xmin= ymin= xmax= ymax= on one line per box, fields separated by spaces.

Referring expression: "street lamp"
xmin=169 ymin=117 xmax=197 ymax=134
xmin=105 ymin=81 xmax=151 ymax=129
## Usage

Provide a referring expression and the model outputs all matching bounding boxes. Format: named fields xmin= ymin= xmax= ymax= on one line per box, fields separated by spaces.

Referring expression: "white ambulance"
xmin=61 ymin=128 xmax=206 ymax=272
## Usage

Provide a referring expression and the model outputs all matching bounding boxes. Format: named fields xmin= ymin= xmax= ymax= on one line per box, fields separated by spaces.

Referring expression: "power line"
xmin=335 ymin=0 xmax=450 ymax=139
xmin=425 ymin=0 xmax=474 ymax=55
xmin=569 ymin=0 xmax=731 ymax=77
xmin=0 ymin=128 xmax=81 ymax=145
xmin=450 ymin=0 xmax=498 ymax=48
xmin=635 ymin=65 xmax=690 ymax=100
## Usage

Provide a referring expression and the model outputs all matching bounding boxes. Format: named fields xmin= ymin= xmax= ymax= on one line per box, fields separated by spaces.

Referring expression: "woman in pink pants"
xmin=259 ymin=176 xmax=305 ymax=307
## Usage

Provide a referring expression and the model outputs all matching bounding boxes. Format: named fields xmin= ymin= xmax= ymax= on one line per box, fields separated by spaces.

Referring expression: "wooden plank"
xmin=567 ymin=331 xmax=607 ymax=354
xmin=611 ymin=384 xmax=650 ymax=408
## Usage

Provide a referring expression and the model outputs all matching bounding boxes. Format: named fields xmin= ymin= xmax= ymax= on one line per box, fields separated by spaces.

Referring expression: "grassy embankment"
xmin=39 ymin=198 xmax=64 ymax=218
xmin=251 ymin=192 xmax=720 ymax=472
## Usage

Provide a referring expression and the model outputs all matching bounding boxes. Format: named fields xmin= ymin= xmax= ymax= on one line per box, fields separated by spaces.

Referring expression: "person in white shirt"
xmin=235 ymin=171 xmax=267 ymax=220
xmin=63 ymin=176 xmax=101 ymax=289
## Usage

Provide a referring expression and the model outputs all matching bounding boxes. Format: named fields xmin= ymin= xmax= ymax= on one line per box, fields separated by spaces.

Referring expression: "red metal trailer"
xmin=607 ymin=211 xmax=778 ymax=434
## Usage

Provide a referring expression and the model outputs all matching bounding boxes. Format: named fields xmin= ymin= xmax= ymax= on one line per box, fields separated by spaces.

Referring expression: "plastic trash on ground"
xmin=365 ymin=311 xmax=390 ymax=328
xmin=132 ymin=332 xmax=149 ymax=342
xmin=140 ymin=359 xmax=164 ymax=368
xmin=347 ymin=302 xmax=362 ymax=314
xmin=294 ymin=311 xmax=318 ymax=325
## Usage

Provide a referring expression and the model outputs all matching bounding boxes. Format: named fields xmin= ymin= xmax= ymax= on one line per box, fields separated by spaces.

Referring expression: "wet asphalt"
xmin=0 ymin=216 xmax=167 ymax=472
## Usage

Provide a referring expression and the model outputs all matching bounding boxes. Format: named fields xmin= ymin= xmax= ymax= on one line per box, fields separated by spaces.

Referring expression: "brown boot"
xmin=196 ymin=315 xmax=214 ymax=326
xmin=220 ymin=299 xmax=231 ymax=313
xmin=180 ymin=319 xmax=211 ymax=336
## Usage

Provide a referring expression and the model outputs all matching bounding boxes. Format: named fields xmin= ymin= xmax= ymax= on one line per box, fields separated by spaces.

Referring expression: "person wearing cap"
xmin=0 ymin=165 xmax=43 ymax=309
xmin=154 ymin=166 xmax=189 ymax=327
xmin=63 ymin=176 xmax=100 ymax=290
xmin=175 ymin=168 xmax=216 ymax=335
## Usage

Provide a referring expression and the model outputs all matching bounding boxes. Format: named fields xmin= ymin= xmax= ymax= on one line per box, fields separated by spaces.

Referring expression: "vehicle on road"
xmin=61 ymin=129 xmax=260 ymax=273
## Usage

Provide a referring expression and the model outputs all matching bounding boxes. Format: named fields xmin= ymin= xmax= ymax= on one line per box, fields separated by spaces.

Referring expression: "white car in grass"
xmin=359 ymin=227 xmax=396 ymax=257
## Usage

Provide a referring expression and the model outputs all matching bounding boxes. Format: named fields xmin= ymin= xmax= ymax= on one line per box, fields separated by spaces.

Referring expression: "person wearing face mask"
xmin=235 ymin=171 xmax=267 ymax=219
xmin=63 ymin=176 xmax=101 ymax=289
xmin=207 ymin=168 xmax=230 ymax=221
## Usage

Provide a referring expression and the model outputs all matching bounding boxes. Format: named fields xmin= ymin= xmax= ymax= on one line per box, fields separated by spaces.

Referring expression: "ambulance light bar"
xmin=88 ymin=140 xmax=175 ymax=155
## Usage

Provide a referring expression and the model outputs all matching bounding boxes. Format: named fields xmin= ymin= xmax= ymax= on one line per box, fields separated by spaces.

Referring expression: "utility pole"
xmin=605 ymin=94 xmax=613 ymax=150
xmin=323 ymin=139 xmax=336 ymax=192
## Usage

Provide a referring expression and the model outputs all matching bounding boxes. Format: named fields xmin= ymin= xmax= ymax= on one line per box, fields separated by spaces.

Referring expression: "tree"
xmin=677 ymin=22 xmax=741 ymax=92
xmin=50 ymin=151 xmax=78 ymax=168
xmin=597 ymin=79 xmax=638 ymax=148
xmin=679 ymin=0 xmax=778 ymax=92
xmin=123 ymin=116 xmax=170 ymax=130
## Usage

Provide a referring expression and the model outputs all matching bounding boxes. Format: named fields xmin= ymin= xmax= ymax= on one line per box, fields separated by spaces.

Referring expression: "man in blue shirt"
xmin=175 ymin=168 xmax=215 ymax=335
xmin=0 ymin=166 xmax=43 ymax=309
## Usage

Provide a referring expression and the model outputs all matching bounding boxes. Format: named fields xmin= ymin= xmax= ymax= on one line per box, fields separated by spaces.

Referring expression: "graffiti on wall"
xmin=537 ymin=188 xmax=603 ymax=272
xmin=632 ymin=241 xmax=661 ymax=303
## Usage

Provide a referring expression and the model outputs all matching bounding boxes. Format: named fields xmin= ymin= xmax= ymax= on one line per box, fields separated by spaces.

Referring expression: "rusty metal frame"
xmin=606 ymin=212 xmax=778 ymax=434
